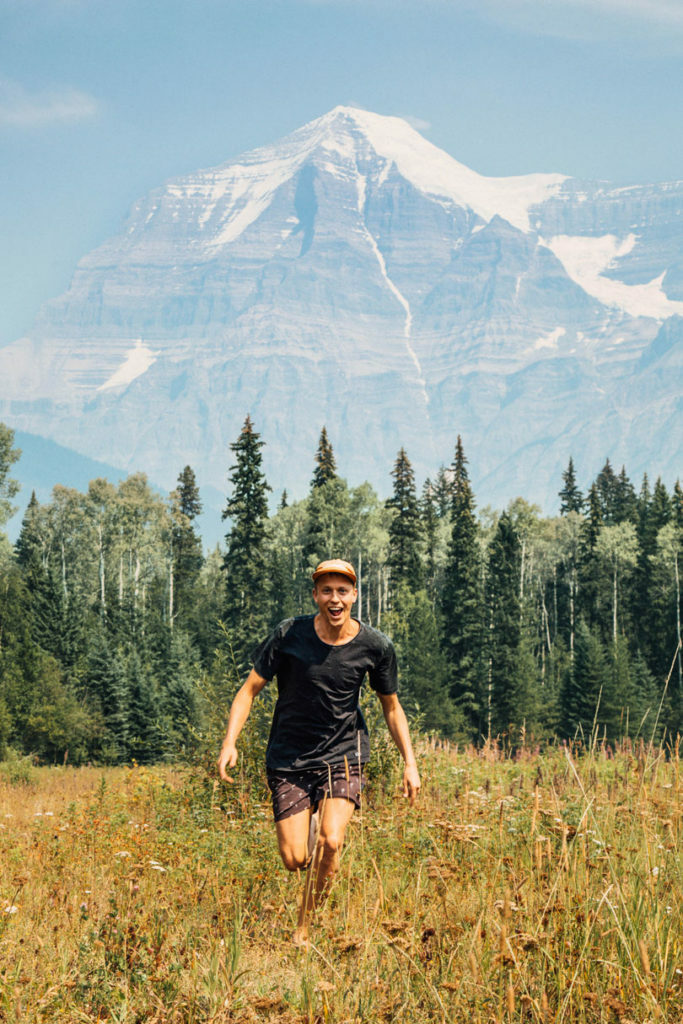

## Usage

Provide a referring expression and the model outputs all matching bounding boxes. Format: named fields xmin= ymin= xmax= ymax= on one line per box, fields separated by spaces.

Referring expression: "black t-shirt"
xmin=252 ymin=615 xmax=398 ymax=773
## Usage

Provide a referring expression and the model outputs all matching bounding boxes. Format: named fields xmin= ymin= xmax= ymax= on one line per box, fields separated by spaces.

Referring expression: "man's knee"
xmin=319 ymin=829 xmax=344 ymax=859
xmin=280 ymin=845 xmax=309 ymax=872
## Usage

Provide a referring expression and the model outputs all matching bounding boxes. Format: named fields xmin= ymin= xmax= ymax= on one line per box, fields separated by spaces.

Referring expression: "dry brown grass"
xmin=0 ymin=741 xmax=680 ymax=1023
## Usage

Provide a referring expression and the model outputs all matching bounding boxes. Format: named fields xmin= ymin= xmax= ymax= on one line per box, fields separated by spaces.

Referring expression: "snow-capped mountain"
xmin=1 ymin=105 xmax=681 ymax=512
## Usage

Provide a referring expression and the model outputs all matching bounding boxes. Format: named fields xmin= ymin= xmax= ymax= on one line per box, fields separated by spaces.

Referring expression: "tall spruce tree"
xmin=614 ymin=466 xmax=637 ymax=524
xmin=15 ymin=491 xmax=44 ymax=570
xmin=578 ymin=483 xmax=602 ymax=630
xmin=305 ymin=430 xmax=350 ymax=570
xmin=85 ymin=629 xmax=129 ymax=762
xmin=441 ymin=437 xmax=484 ymax=738
xmin=420 ymin=479 xmax=439 ymax=601
xmin=311 ymin=427 xmax=337 ymax=489
xmin=673 ymin=480 xmax=683 ymax=529
xmin=386 ymin=448 xmax=423 ymax=594
xmin=596 ymin=459 xmax=619 ymax=524
xmin=432 ymin=465 xmax=453 ymax=518
xmin=632 ymin=474 xmax=670 ymax=679
xmin=222 ymin=416 xmax=272 ymax=666
xmin=486 ymin=512 xmax=536 ymax=740
xmin=170 ymin=466 xmax=203 ymax=626
xmin=559 ymin=456 xmax=583 ymax=515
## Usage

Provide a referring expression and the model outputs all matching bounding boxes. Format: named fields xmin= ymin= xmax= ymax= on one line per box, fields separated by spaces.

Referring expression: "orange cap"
xmin=312 ymin=559 xmax=357 ymax=585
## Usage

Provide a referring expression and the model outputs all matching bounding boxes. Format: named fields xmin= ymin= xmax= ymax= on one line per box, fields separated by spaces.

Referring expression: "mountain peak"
xmin=250 ymin=105 xmax=569 ymax=233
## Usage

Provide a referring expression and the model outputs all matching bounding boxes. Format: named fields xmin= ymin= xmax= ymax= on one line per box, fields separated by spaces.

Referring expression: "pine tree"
xmin=85 ymin=629 xmax=129 ymax=762
xmin=170 ymin=466 xmax=203 ymax=626
xmin=613 ymin=466 xmax=637 ymax=524
xmin=222 ymin=416 xmax=272 ymax=666
xmin=650 ymin=477 xmax=672 ymax=531
xmin=578 ymin=483 xmax=602 ymax=630
xmin=14 ymin=491 xmax=42 ymax=568
xmin=432 ymin=465 xmax=453 ymax=518
xmin=560 ymin=620 xmax=611 ymax=743
xmin=303 ymin=475 xmax=355 ymax=573
xmin=126 ymin=650 xmax=163 ymax=764
xmin=672 ymin=480 xmax=683 ymax=530
xmin=159 ymin=630 xmax=200 ymax=756
xmin=595 ymin=459 xmax=619 ymax=524
xmin=559 ymin=456 xmax=583 ymax=515
xmin=486 ymin=512 xmax=535 ymax=740
xmin=384 ymin=584 xmax=462 ymax=737
xmin=441 ymin=437 xmax=484 ymax=738
xmin=311 ymin=426 xmax=337 ymax=489
xmin=420 ymin=479 xmax=439 ymax=600
xmin=386 ymin=448 xmax=423 ymax=593
xmin=633 ymin=475 xmax=670 ymax=680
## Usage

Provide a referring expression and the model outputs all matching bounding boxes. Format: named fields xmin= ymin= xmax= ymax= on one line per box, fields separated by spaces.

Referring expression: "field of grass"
xmin=0 ymin=739 xmax=680 ymax=1023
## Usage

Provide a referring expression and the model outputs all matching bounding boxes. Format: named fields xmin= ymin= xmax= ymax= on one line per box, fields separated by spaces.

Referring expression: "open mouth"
xmin=328 ymin=607 xmax=343 ymax=619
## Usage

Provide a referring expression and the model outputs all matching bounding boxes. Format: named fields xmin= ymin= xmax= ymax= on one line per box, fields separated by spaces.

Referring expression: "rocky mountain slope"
xmin=1 ymin=105 xmax=681 ymax=512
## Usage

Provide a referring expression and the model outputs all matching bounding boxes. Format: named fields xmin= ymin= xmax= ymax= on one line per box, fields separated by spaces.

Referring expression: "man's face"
xmin=312 ymin=573 xmax=357 ymax=629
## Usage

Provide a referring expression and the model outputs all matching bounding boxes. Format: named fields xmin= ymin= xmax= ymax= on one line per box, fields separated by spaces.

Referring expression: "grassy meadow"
xmin=0 ymin=739 xmax=680 ymax=1023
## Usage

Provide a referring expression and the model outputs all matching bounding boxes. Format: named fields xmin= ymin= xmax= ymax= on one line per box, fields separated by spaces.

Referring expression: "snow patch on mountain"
xmin=543 ymin=234 xmax=683 ymax=320
xmin=97 ymin=340 xmax=158 ymax=392
xmin=526 ymin=327 xmax=566 ymax=354
xmin=338 ymin=107 xmax=568 ymax=232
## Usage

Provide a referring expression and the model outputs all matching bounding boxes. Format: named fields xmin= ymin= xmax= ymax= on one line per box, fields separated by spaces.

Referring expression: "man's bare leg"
xmin=275 ymin=808 xmax=314 ymax=946
xmin=294 ymin=797 xmax=356 ymax=945
xmin=275 ymin=798 xmax=356 ymax=945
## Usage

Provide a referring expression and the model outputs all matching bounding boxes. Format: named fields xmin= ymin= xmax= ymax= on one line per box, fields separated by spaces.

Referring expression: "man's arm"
xmin=377 ymin=692 xmax=421 ymax=805
xmin=217 ymin=668 xmax=268 ymax=782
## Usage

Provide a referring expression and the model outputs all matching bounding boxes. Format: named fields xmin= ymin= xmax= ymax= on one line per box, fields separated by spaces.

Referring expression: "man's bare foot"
xmin=292 ymin=925 xmax=310 ymax=948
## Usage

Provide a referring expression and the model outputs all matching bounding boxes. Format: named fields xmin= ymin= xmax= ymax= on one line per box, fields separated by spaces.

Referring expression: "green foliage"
xmin=0 ymin=422 xmax=21 ymax=527
xmin=0 ymin=748 xmax=36 ymax=786
xmin=0 ymin=429 xmax=680 ymax=762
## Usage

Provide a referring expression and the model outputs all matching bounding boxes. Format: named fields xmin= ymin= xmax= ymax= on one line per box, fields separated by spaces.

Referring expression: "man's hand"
xmin=403 ymin=762 xmax=421 ymax=805
xmin=217 ymin=743 xmax=238 ymax=783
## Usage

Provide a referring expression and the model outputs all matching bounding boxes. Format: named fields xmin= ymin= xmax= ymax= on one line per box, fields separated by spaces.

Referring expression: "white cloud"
xmin=401 ymin=114 xmax=432 ymax=133
xmin=0 ymin=79 xmax=98 ymax=127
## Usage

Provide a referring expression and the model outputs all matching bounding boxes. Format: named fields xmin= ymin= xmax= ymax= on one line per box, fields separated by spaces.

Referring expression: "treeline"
xmin=0 ymin=418 xmax=681 ymax=765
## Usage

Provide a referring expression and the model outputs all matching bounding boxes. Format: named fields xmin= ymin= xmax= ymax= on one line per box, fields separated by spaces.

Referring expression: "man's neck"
xmin=313 ymin=614 xmax=360 ymax=646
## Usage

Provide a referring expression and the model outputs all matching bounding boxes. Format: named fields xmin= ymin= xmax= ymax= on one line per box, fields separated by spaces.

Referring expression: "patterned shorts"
xmin=266 ymin=762 xmax=366 ymax=822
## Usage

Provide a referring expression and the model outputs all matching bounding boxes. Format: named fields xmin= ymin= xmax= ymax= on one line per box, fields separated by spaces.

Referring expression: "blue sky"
xmin=1 ymin=0 xmax=682 ymax=347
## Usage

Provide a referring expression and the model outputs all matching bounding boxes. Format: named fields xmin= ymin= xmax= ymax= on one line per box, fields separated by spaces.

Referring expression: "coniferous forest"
xmin=0 ymin=417 xmax=681 ymax=765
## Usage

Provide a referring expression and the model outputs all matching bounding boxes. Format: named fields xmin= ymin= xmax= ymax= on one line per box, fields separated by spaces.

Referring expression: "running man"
xmin=217 ymin=558 xmax=421 ymax=945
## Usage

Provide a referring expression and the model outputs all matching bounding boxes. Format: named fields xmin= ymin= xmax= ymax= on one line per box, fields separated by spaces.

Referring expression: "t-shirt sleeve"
xmin=367 ymin=636 xmax=399 ymax=694
xmin=251 ymin=619 xmax=293 ymax=680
